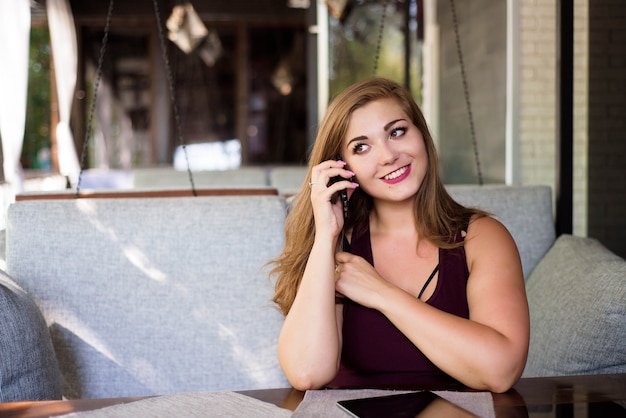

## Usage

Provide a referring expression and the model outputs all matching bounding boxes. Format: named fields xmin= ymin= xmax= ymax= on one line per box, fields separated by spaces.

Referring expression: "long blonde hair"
xmin=270 ymin=77 xmax=484 ymax=316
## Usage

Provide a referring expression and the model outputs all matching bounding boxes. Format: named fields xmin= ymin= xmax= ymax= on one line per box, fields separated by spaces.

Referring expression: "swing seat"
xmin=74 ymin=165 xmax=304 ymax=197
xmin=132 ymin=166 xmax=269 ymax=189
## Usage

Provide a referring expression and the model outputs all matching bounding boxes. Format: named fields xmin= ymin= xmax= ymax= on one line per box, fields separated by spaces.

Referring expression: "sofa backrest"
xmin=5 ymin=194 xmax=289 ymax=399
xmin=446 ymin=185 xmax=555 ymax=278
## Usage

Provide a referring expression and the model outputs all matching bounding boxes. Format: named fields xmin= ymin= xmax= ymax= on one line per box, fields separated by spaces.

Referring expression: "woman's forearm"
xmin=376 ymin=285 xmax=528 ymax=393
xmin=277 ymin=237 xmax=342 ymax=390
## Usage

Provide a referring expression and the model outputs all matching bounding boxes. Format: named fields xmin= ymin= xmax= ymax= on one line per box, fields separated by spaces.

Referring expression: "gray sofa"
xmin=1 ymin=184 xmax=624 ymax=400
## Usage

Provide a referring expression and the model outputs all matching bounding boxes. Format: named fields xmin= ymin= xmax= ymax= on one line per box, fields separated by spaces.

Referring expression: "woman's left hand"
xmin=334 ymin=251 xmax=393 ymax=309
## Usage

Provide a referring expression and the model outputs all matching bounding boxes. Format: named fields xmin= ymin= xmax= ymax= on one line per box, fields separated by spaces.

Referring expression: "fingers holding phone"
xmin=309 ymin=158 xmax=358 ymax=236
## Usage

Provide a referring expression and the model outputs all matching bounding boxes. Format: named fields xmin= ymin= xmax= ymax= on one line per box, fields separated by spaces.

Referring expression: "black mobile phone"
xmin=329 ymin=156 xmax=350 ymax=220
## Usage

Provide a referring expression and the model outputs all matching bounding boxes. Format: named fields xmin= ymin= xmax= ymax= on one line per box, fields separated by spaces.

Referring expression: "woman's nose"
xmin=377 ymin=142 xmax=398 ymax=165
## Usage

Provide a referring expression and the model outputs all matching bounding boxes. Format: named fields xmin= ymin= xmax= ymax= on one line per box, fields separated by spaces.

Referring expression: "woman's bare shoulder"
xmin=464 ymin=215 xmax=522 ymax=276
xmin=465 ymin=215 xmax=514 ymax=241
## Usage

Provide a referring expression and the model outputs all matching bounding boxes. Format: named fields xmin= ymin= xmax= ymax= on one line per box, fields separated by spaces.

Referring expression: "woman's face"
xmin=341 ymin=98 xmax=428 ymax=204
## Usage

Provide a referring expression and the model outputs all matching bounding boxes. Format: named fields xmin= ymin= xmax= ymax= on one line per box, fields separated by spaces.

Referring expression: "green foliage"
xmin=328 ymin=1 xmax=419 ymax=103
xmin=23 ymin=26 xmax=52 ymax=170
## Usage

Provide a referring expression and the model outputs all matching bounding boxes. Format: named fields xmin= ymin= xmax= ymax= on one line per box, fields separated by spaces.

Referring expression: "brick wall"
xmin=573 ymin=0 xmax=589 ymax=238
xmin=519 ymin=0 xmax=557 ymax=195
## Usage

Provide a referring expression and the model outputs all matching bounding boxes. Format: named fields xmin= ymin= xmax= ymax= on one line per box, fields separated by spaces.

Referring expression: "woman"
xmin=270 ymin=77 xmax=529 ymax=393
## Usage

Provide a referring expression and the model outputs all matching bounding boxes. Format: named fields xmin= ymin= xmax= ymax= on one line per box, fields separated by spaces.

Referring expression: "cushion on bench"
xmin=523 ymin=234 xmax=626 ymax=377
xmin=0 ymin=270 xmax=62 ymax=401
xmin=6 ymin=195 xmax=289 ymax=398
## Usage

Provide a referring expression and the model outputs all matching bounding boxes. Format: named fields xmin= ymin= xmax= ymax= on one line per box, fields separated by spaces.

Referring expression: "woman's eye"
xmin=390 ymin=126 xmax=406 ymax=138
xmin=352 ymin=143 xmax=368 ymax=154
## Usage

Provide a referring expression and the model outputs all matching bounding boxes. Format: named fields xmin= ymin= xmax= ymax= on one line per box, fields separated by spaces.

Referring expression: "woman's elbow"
xmin=481 ymin=359 xmax=526 ymax=393
xmin=278 ymin=342 xmax=341 ymax=391
xmin=285 ymin=369 xmax=332 ymax=391
xmin=483 ymin=375 xmax=518 ymax=394
xmin=481 ymin=332 xmax=529 ymax=393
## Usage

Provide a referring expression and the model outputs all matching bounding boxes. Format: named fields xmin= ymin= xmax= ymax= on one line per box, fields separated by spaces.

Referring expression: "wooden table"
xmin=0 ymin=373 xmax=624 ymax=417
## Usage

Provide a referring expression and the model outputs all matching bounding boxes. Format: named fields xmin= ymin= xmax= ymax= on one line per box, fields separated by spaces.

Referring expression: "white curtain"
xmin=0 ymin=0 xmax=31 ymax=195
xmin=47 ymin=0 xmax=80 ymax=186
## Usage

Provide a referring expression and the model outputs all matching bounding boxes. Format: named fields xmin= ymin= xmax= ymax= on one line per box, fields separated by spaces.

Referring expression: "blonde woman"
xmin=270 ymin=77 xmax=529 ymax=393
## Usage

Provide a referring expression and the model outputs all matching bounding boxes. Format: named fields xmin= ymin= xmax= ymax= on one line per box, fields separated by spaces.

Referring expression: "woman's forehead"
xmin=346 ymin=99 xmax=407 ymax=131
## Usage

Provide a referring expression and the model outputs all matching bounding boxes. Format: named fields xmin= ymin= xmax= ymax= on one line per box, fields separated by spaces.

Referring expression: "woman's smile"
xmin=381 ymin=164 xmax=411 ymax=184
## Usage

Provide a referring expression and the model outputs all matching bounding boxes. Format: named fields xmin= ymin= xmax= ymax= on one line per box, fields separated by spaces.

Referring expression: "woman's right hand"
xmin=309 ymin=159 xmax=357 ymax=239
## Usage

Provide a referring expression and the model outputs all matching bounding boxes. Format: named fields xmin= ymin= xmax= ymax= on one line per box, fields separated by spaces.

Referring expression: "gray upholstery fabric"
xmin=6 ymin=196 xmax=289 ymax=399
xmin=131 ymin=167 xmax=269 ymax=189
xmin=523 ymin=234 xmax=626 ymax=377
xmin=0 ymin=269 xmax=62 ymax=401
xmin=269 ymin=166 xmax=307 ymax=196
xmin=446 ymin=185 xmax=555 ymax=279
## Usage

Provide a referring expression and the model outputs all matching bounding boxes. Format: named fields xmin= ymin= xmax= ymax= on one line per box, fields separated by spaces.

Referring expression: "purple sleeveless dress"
xmin=327 ymin=220 xmax=470 ymax=388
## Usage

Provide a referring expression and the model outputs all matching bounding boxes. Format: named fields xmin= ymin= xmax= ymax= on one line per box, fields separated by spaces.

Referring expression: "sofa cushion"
xmin=0 ymin=270 xmax=62 ymax=401
xmin=6 ymin=195 xmax=289 ymax=398
xmin=523 ymin=234 xmax=626 ymax=377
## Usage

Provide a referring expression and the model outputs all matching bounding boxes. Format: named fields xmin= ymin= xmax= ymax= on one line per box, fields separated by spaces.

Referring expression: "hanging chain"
xmin=372 ymin=0 xmax=387 ymax=76
xmin=76 ymin=0 xmax=197 ymax=196
xmin=75 ymin=0 xmax=114 ymax=197
xmin=152 ymin=0 xmax=197 ymax=196
xmin=450 ymin=0 xmax=483 ymax=185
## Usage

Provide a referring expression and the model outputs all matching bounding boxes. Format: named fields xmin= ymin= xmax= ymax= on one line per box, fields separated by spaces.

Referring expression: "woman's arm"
xmin=336 ymin=216 xmax=529 ymax=393
xmin=277 ymin=236 xmax=343 ymax=390
xmin=277 ymin=160 xmax=355 ymax=390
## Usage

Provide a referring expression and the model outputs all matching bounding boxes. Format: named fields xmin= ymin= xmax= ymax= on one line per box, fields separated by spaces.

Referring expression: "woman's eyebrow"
xmin=346 ymin=118 xmax=407 ymax=146
xmin=347 ymin=135 xmax=366 ymax=146
xmin=384 ymin=118 xmax=406 ymax=131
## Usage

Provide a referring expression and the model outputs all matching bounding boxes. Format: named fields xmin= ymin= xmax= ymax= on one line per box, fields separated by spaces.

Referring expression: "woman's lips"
xmin=381 ymin=164 xmax=411 ymax=184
